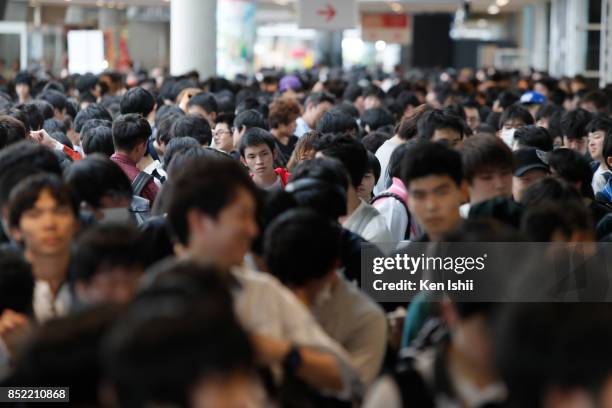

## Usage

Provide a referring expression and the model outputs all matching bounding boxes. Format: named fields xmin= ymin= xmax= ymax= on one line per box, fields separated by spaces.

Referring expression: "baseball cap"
xmin=520 ymin=91 xmax=546 ymax=105
xmin=513 ymin=147 xmax=549 ymax=177
xmin=279 ymin=75 xmax=302 ymax=93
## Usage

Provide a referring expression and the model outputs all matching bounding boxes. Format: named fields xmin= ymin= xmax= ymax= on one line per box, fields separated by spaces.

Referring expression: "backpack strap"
xmin=371 ymin=192 xmax=411 ymax=240
xmin=132 ymin=171 xmax=153 ymax=198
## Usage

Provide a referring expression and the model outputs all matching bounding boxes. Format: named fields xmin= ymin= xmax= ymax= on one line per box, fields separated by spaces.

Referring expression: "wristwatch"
xmin=282 ymin=345 xmax=303 ymax=373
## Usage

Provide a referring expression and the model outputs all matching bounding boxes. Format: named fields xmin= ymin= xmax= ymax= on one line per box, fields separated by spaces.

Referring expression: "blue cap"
xmin=520 ymin=91 xmax=546 ymax=105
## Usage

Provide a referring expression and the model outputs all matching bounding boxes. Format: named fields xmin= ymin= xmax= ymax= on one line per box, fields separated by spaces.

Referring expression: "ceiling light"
xmin=496 ymin=0 xmax=509 ymax=6
xmin=487 ymin=5 xmax=500 ymax=15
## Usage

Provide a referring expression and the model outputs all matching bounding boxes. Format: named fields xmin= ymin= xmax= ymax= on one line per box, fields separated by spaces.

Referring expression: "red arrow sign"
xmin=317 ymin=4 xmax=336 ymax=22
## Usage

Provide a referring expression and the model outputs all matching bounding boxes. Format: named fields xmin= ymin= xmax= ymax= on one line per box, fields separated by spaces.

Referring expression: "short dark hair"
xmin=166 ymin=146 xmax=228 ymax=180
xmin=519 ymin=177 xmax=583 ymax=207
xmin=361 ymin=131 xmax=390 ymax=153
xmin=305 ymin=92 xmax=335 ymax=108
xmin=31 ymin=99 xmax=56 ymax=121
xmin=313 ymin=133 xmax=368 ymax=188
xmin=64 ymin=155 xmax=132 ymax=208
xmin=165 ymin=157 xmax=257 ymax=245
xmin=498 ymin=91 xmax=520 ymax=109
xmin=264 ymin=209 xmax=341 ymax=287
xmin=238 ymin=127 xmax=275 ymax=157
xmin=233 ymin=109 xmax=266 ymax=131
xmin=120 ymin=87 xmax=155 ymax=117
xmin=288 ymin=157 xmax=349 ymax=220
xmin=0 ymin=248 xmax=34 ymax=316
xmin=513 ymin=125 xmax=554 ymax=151
xmin=156 ymin=113 xmax=183 ymax=146
xmin=163 ymin=137 xmax=202 ymax=171
xmin=187 ymin=92 xmax=219 ymax=114
xmin=81 ymin=124 xmax=114 ymax=157
xmin=604 ymin=128 xmax=612 ymax=170
xmin=0 ymin=115 xmax=26 ymax=149
xmin=587 ymin=113 xmax=612 ymax=134
xmin=7 ymin=173 xmax=78 ymax=229
xmin=74 ymin=103 xmax=112 ymax=133
xmin=499 ymin=104 xmax=535 ymax=128
xmin=560 ymin=108 xmax=592 ymax=140
xmin=170 ymin=114 xmax=212 ymax=146
xmin=155 ymin=104 xmax=185 ymax=129
xmin=0 ymin=141 xmax=62 ymax=210
xmin=459 ymin=134 xmax=513 ymax=183
xmin=361 ymin=108 xmax=395 ymax=133
xmin=71 ymin=223 xmax=143 ymax=283
xmin=316 ymin=109 xmax=358 ymax=135
xmin=582 ymin=90 xmax=608 ymax=112
xmin=366 ymin=151 xmax=381 ymax=183
xmin=112 ymin=113 xmax=152 ymax=152
xmin=548 ymin=148 xmax=594 ymax=198
xmin=15 ymin=103 xmax=44 ymax=131
xmin=417 ymin=109 xmax=466 ymax=140
xmin=401 ymin=140 xmax=463 ymax=187
xmin=38 ymin=90 xmax=67 ymax=113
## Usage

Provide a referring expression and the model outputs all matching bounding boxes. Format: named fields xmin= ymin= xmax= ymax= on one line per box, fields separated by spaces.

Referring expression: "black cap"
xmin=513 ymin=147 xmax=549 ymax=177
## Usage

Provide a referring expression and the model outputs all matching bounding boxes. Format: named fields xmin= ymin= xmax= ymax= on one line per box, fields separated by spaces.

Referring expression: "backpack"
xmin=130 ymin=172 xmax=152 ymax=225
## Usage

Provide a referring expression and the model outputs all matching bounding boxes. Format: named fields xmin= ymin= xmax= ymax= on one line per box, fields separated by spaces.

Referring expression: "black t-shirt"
xmin=274 ymin=136 xmax=298 ymax=168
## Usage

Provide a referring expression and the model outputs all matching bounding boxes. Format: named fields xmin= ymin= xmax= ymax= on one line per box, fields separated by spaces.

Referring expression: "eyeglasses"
xmin=213 ymin=129 xmax=232 ymax=137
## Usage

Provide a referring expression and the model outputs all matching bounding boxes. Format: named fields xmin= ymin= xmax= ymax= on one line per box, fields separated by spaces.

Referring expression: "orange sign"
xmin=361 ymin=13 xmax=411 ymax=44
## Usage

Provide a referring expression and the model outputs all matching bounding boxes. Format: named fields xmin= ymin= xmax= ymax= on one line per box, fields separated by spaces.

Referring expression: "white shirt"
xmin=372 ymin=197 xmax=408 ymax=242
xmin=374 ymin=139 xmax=401 ymax=195
xmin=231 ymin=267 xmax=363 ymax=400
xmin=592 ymin=163 xmax=610 ymax=194
xmin=143 ymin=159 xmax=167 ymax=188
xmin=342 ymin=200 xmax=393 ymax=246
xmin=33 ymin=280 xmax=72 ymax=323
xmin=459 ymin=203 xmax=471 ymax=219
xmin=295 ymin=117 xmax=312 ymax=138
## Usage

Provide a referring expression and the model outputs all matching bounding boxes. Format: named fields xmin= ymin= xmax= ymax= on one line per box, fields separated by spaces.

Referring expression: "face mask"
xmin=101 ymin=208 xmax=131 ymax=223
xmin=500 ymin=128 xmax=516 ymax=148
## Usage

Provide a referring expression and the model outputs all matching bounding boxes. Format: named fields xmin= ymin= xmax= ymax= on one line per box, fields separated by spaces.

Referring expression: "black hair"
xmin=81 ymin=124 xmax=114 ymax=157
xmin=165 ymin=157 xmax=257 ymax=245
xmin=64 ymin=154 xmax=132 ymax=208
xmin=250 ymin=189 xmax=297 ymax=256
xmin=520 ymin=177 xmax=583 ymax=207
xmin=14 ymin=71 xmax=32 ymax=87
xmin=343 ymin=84 xmax=363 ymax=102
xmin=417 ymin=109 xmax=466 ymax=140
xmin=215 ymin=112 xmax=235 ymax=128
xmin=387 ymin=141 xmax=416 ymax=181
xmin=50 ymin=131 xmax=73 ymax=149
xmin=560 ymin=108 xmax=592 ymax=140
xmin=0 ymin=248 xmax=34 ymax=316
xmin=0 ymin=115 xmax=26 ymax=149
xmin=1 ymin=107 xmax=30 ymax=131
xmin=316 ymin=109 xmax=358 ymax=135
xmin=305 ymin=91 xmax=336 ymax=108
xmin=156 ymin=113 xmax=183 ymax=146
xmin=535 ymin=104 xmax=560 ymax=122
xmin=360 ymin=108 xmax=395 ymax=132
xmin=264 ymin=208 xmax=341 ymax=287
xmin=238 ymin=127 xmax=276 ymax=157
xmin=333 ymin=101 xmax=360 ymax=119
xmin=497 ymin=91 xmax=520 ymax=109
xmin=166 ymin=146 xmax=228 ymax=180
xmin=288 ymin=157 xmax=349 ymax=220
xmin=520 ymin=201 xmax=582 ymax=241
xmin=43 ymin=118 xmax=67 ymax=135
xmin=366 ymin=151 xmax=381 ymax=184
xmin=0 ymin=141 xmax=62 ymax=209
xmin=233 ymin=109 xmax=267 ymax=131
xmin=70 ymin=223 xmax=143 ymax=283
xmin=154 ymin=104 xmax=185 ymax=129
xmin=586 ymin=113 xmax=612 ymax=134
xmin=401 ymin=140 xmax=463 ymax=187
xmin=187 ymin=92 xmax=219 ymax=114
xmin=15 ymin=102 xmax=44 ymax=130
xmin=112 ymin=113 xmax=152 ymax=152
xmin=513 ymin=125 xmax=554 ymax=151
xmin=361 ymin=131 xmax=390 ymax=153
xmin=499 ymin=104 xmax=535 ymax=128
xmin=120 ymin=87 xmax=155 ymax=117
xmin=65 ymin=98 xmax=78 ymax=119
xmin=313 ymin=133 xmax=368 ymax=188
xmin=397 ymin=91 xmax=420 ymax=112
xmin=581 ymin=90 xmax=608 ymax=112
xmin=170 ymin=114 xmax=212 ymax=146
xmin=163 ymin=137 xmax=202 ymax=170
xmin=31 ymin=99 xmax=55 ymax=121
xmin=363 ymin=85 xmax=385 ymax=101
xmin=74 ymin=104 xmax=113 ymax=133
xmin=459 ymin=134 xmax=513 ymax=183
xmin=548 ymin=148 xmax=594 ymax=198
xmin=7 ymin=173 xmax=79 ymax=229
xmin=38 ymin=90 xmax=67 ymax=113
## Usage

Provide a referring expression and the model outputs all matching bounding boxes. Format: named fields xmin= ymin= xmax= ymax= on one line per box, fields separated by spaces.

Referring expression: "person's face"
xmin=407 ymin=175 xmax=465 ymax=240
xmin=432 ymin=128 xmax=462 ymax=148
xmin=588 ymin=130 xmax=606 ymax=161
xmin=213 ymin=123 xmax=234 ymax=153
xmin=15 ymin=83 xmax=30 ymax=99
xmin=357 ymin=172 xmax=376 ymax=201
xmin=354 ymin=96 xmax=365 ymax=113
xmin=189 ymin=187 xmax=259 ymax=269
xmin=312 ymin=101 xmax=333 ymax=126
xmin=564 ymin=136 xmax=588 ymax=156
xmin=191 ymin=373 xmax=266 ymax=408
xmin=242 ymin=144 xmax=275 ymax=180
xmin=469 ymin=167 xmax=513 ymax=204
xmin=76 ymin=266 xmax=143 ymax=305
xmin=12 ymin=190 xmax=78 ymax=257
xmin=512 ymin=169 xmax=548 ymax=201
xmin=502 ymin=119 xmax=526 ymax=131
xmin=364 ymin=96 xmax=382 ymax=110
xmin=277 ymin=120 xmax=297 ymax=137
xmin=188 ymin=105 xmax=216 ymax=128
xmin=464 ymin=107 xmax=480 ymax=131
xmin=453 ymin=313 xmax=494 ymax=372
xmin=536 ymin=117 xmax=550 ymax=129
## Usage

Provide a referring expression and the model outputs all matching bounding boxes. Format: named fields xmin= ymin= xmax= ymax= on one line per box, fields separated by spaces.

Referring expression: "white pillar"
xmin=170 ymin=0 xmax=217 ymax=78
xmin=532 ymin=1 xmax=549 ymax=72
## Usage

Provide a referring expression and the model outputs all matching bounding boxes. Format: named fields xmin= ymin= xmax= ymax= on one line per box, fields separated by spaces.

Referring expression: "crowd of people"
xmin=0 ymin=65 xmax=612 ymax=407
